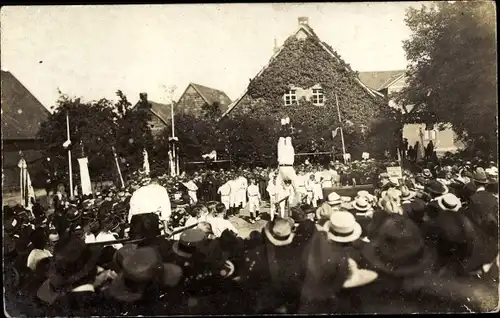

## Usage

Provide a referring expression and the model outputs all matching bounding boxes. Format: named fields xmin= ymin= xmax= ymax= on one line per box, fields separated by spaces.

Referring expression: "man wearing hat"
xmin=128 ymin=176 xmax=172 ymax=239
xmin=315 ymin=192 xmax=342 ymax=226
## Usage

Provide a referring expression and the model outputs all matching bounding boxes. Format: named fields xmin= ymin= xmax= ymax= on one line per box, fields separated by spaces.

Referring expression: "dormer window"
xmin=312 ymin=88 xmax=325 ymax=106
xmin=284 ymin=89 xmax=297 ymax=106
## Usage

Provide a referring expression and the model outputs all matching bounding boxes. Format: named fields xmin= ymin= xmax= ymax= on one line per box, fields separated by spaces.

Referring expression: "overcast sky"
xmin=1 ymin=3 xmax=422 ymax=110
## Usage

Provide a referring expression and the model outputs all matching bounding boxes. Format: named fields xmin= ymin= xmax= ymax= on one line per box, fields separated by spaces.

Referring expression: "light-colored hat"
xmin=323 ymin=211 xmax=362 ymax=243
xmin=264 ymin=218 xmax=295 ymax=246
xmin=436 ymin=193 xmax=462 ymax=212
xmin=327 ymin=192 xmax=342 ymax=205
xmin=342 ymin=258 xmax=378 ymax=289
xmin=400 ymin=187 xmax=417 ymax=201
xmin=352 ymin=197 xmax=371 ymax=212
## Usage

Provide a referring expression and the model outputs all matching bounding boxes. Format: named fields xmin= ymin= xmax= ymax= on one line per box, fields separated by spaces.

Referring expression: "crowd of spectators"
xmin=3 ymin=159 xmax=499 ymax=315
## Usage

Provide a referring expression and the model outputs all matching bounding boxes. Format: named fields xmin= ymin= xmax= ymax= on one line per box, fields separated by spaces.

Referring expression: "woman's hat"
xmin=352 ymin=197 xmax=371 ymax=212
xmin=342 ymin=258 xmax=378 ymax=289
xmin=327 ymin=192 xmax=342 ymax=205
xmin=425 ymin=180 xmax=449 ymax=195
xmin=361 ymin=215 xmax=435 ymax=277
xmin=323 ymin=212 xmax=362 ymax=243
xmin=172 ymin=228 xmax=207 ymax=258
xmin=107 ymin=247 xmax=183 ymax=302
xmin=422 ymin=168 xmax=432 ymax=177
xmin=264 ymin=217 xmax=295 ymax=246
xmin=340 ymin=196 xmax=351 ymax=203
xmin=472 ymin=167 xmax=490 ymax=184
xmin=434 ymin=193 xmax=462 ymax=212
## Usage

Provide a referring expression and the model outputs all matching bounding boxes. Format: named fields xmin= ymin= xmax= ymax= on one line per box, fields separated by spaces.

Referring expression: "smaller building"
xmin=359 ymin=70 xmax=464 ymax=155
xmin=132 ymin=93 xmax=172 ymax=137
xmin=176 ymin=83 xmax=232 ymax=117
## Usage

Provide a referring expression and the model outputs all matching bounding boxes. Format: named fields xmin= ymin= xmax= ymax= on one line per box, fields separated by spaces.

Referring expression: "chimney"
xmin=139 ymin=93 xmax=148 ymax=102
xmin=273 ymin=38 xmax=279 ymax=54
xmin=298 ymin=16 xmax=309 ymax=26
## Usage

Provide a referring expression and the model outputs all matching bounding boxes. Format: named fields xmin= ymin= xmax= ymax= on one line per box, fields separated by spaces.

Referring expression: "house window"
xmin=312 ymin=89 xmax=325 ymax=106
xmin=284 ymin=89 xmax=297 ymax=106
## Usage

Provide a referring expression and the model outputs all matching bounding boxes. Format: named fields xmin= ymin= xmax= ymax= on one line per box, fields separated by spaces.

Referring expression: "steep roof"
xmin=358 ymin=70 xmax=405 ymax=91
xmin=222 ymin=22 xmax=384 ymax=117
xmin=182 ymin=83 xmax=232 ymax=113
xmin=1 ymin=70 xmax=50 ymax=140
xmin=132 ymin=100 xmax=172 ymax=125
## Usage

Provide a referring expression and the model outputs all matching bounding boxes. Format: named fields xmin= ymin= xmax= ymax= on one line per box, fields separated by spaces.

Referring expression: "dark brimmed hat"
xmin=361 ymin=215 xmax=436 ymax=277
xmin=107 ymin=247 xmax=182 ymax=302
xmin=37 ymin=237 xmax=100 ymax=304
xmin=424 ymin=180 xmax=449 ymax=196
xmin=5 ymin=216 xmax=21 ymax=234
xmin=172 ymin=229 xmax=207 ymax=258
xmin=264 ymin=217 xmax=295 ymax=246
xmin=66 ymin=206 xmax=82 ymax=223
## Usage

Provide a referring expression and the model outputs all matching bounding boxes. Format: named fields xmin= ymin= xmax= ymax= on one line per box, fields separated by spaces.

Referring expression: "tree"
xmin=398 ymin=1 xmax=497 ymax=156
xmin=38 ymin=91 xmax=153 ymax=188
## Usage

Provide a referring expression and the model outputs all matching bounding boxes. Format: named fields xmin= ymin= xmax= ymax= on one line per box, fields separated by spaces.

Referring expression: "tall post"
xmin=112 ymin=146 xmax=125 ymax=188
xmin=66 ymin=111 xmax=74 ymax=199
xmin=335 ymin=94 xmax=347 ymax=158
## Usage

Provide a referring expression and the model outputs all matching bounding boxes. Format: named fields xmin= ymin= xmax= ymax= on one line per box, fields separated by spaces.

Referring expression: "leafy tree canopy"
xmin=398 ymin=1 xmax=497 ymax=154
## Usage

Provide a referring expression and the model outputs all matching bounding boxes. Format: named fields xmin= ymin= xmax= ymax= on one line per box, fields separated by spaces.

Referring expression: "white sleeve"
xmin=128 ymin=195 xmax=137 ymax=223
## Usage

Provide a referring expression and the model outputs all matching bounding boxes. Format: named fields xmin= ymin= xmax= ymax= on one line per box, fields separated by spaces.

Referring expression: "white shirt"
xmin=247 ymin=184 xmax=261 ymax=200
xmin=267 ymin=181 xmax=278 ymax=201
xmin=27 ymin=249 xmax=52 ymax=271
xmin=128 ymin=183 xmax=172 ymax=223
xmin=85 ymin=233 xmax=96 ymax=243
xmin=95 ymin=232 xmax=123 ymax=250
xmin=218 ymin=182 xmax=231 ymax=196
xmin=277 ymin=137 xmax=295 ymax=165
xmin=206 ymin=216 xmax=239 ymax=237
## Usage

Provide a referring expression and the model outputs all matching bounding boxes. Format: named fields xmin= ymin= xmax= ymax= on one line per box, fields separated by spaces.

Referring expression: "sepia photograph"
xmin=1 ymin=2 xmax=498 ymax=315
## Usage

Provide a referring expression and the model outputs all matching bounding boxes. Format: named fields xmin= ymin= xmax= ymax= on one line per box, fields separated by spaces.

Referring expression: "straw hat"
xmin=352 ymin=197 xmax=371 ymax=212
xmin=342 ymin=258 xmax=378 ymax=289
xmin=323 ymin=212 xmax=362 ymax=243
xmin=435 ymin=193 xmax=462 ymax=212
xmin=264 ymin=217 xmax=295 ymax=246
xmin=327 ymin=192 xmax=342 ymax=205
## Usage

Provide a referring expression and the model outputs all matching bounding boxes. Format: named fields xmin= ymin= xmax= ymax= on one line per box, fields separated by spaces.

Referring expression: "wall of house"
xmin=176 ymin=86 xmax=207 ymax=117
xmin=387 ymin=76 xmax=406 ymax=95
xmin=403 ymin=123 xmax=465 ymax=155
xmin=148 ymin=114 xmax=168 ymax=137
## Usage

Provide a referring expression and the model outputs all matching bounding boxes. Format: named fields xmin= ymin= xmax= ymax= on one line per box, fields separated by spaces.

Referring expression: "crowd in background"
xmin=3 ymin=157 xmax=499 ymax=315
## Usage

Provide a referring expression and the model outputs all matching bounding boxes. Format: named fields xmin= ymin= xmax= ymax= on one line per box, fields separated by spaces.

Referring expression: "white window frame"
xmin=284 ymin=89 xmax=297 ymax=106
xmin=311 ymin=88 xmax=325 ymax=106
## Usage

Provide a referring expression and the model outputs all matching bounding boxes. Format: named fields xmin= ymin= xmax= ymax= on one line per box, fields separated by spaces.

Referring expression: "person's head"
xmin=192 ymin=204 xmax=208 ymax=218
xmin=215 ymin=203 xmax=227 ymax=218
xmin=205 ymin=201 xmax=218 ymax=217
xmin=30 ymin=227 xmax=47 ymax=250
xmin=197 ymin=221 xmax=214 ymax=238
xmin=249 ymin=178 xmax=256 ymax=185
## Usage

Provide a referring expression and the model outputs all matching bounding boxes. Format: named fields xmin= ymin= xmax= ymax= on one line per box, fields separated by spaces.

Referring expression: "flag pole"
xmin=335 ymin=94 xmax=347 ymax=159
xmin=66 ymin=111 xmax=74 ymax=199
xmin=112 ymin=146 xmax=125 ymax=188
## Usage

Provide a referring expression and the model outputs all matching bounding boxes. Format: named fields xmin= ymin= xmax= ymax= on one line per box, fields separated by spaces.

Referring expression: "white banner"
xmin=78 ymin=157 xmax=92 ymax=196
xmin=143 ymin=149 xmax=150 ymax=176
xmin=18 ymin=158 xmax=35 ymax=212
xmin=386 ymin=166 xmax=403 ymax=179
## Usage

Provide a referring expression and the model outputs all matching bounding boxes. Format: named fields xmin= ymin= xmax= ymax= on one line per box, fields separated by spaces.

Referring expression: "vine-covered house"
xmin=132 ymin=93 xmax=172 ymax=137
xmin=221 ymin=17 xmax=398 ymax=159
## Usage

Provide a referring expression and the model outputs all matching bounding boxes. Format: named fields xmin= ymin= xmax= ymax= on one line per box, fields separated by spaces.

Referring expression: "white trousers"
xmin=221 ymin=195 xmax=230 ymax=209
xmin=248 ymin=198 xmax=260 ymax=213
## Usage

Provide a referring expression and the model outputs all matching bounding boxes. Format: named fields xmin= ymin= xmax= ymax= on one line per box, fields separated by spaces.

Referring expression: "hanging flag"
xmin=332 ymin=127 xmax=341 ymax=139
xmin=202 ymin=150 xmax=217 ymax=161
xmin=63 ymin=139 xmax=71 ymax=149
xmin=77 ymin=157 xmax=92 ymax=196
xmin=143 ymin=149 xmax=150 ymax=176
xmin=18 ymin=158 xmax=35 ymax=212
